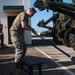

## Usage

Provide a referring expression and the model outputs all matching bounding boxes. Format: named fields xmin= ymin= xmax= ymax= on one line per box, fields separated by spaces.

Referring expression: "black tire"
xmin=52 ymin=34 xmax=62 ymax=44
xmin=69 ymin=33 xmax=75 ymax=51
xmin=62 ymin=29 xmax=71 ymax=47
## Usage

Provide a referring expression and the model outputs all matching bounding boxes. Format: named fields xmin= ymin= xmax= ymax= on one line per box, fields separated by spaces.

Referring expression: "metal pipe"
xmin=36 ymin=33 xmax=75 ymax=63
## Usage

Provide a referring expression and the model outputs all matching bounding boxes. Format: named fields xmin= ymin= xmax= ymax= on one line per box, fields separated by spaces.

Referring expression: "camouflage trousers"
xmin=10 ymin=31 xmax=27 ymax=62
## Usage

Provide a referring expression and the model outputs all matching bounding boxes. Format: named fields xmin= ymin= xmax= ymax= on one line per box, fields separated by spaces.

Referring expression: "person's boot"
xmin=15 ymin=62 xmax=23 ymax=69
xmin=14 ymin=61 xmax=28 ymax=74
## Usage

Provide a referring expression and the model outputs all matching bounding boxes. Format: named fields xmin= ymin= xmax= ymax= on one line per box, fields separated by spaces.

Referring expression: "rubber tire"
xmin=62 ymin=29 xmax=71 ymax=47
xmin=52 ymin=34 xmax=63 ymax=44
xmin=69 ymin=33 xmax=75 ymax=51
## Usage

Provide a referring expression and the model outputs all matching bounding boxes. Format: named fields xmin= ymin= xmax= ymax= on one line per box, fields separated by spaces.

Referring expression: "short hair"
xmin=29 ymin=7 xmax=37 ymax=13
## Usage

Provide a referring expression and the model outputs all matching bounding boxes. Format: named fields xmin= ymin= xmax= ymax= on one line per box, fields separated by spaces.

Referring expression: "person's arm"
xmin=21 ymin=21 xmax=33 ymax=30
xmin=21 ymin=21 xmax=37 ymax=34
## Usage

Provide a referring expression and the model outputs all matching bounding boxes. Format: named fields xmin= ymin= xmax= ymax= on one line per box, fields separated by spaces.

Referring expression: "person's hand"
xmin=32 ymin=29 xmax=37 ymax=34
xmin=0 ymin=32 xmax=2 ymax=35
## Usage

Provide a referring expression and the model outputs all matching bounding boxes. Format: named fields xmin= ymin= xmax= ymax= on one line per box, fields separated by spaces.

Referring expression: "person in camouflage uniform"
xmin=0 ymin=21 xmax=4 ymax=48
xmin=10 ymin=7 xmax=37 ymax=69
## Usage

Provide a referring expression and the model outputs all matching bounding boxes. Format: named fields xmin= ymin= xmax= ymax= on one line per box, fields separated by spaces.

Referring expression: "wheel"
xmin=52 ymin=34 xmax=62 ymax=44
xmin=62 ymin=29 xmax=71 ymax=47
xmin=69 ymin=33 xmax=75 ymax=51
